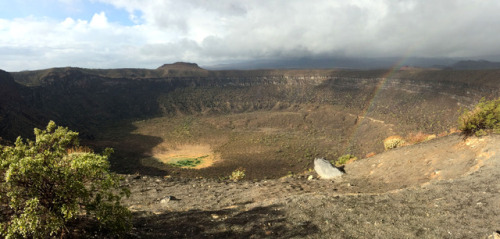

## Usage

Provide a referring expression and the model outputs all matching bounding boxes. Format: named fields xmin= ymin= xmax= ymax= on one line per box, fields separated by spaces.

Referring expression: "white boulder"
xmin=314 ymin=158 xmax=344 ymax=179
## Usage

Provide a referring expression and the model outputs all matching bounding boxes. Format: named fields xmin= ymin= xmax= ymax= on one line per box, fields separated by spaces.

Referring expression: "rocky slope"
xmin=0 ymin=70 xmax=45 ymax=140
xmin=1 ymin=65 xmax=499 ymax=176
xmin=4 ymin=65 xmax=499 ymax=140
xmin=1 ymin=64 xmax=500 ymax=237
xmin=121 ymin=134 xmax=500 ymax=238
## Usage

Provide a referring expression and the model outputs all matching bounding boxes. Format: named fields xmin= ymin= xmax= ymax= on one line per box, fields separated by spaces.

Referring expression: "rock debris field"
xmin=121 ymin=134 xmax=500 ymax=238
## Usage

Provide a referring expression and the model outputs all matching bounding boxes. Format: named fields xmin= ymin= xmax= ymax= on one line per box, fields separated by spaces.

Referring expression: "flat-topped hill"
xmin=157 ymin=62 xmax=203 ymax=70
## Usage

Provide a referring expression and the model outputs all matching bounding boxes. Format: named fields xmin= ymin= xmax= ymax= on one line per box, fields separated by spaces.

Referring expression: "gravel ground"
xmin=120 ymin=135 xmax=500 ymax=238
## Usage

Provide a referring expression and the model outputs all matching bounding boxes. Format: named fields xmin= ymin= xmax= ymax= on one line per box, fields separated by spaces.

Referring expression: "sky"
xmin=1 ymin=0 xmax=500 ymax=71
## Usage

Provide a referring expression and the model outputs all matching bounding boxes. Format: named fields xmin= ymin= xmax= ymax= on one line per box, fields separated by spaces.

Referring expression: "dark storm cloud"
xmin=2 ymin=0 xmax=500 ymax=70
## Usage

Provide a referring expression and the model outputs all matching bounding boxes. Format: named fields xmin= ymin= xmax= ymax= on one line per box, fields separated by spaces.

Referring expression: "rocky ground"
xmin=120 ymin=134 xmax=500 ymax=238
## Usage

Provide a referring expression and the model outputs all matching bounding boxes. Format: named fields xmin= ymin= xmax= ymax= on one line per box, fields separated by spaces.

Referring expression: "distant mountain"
xmin=157 ymin=62 xmax=203 ymax=70
xmin=450 ymin=60 xmax=500 ymax=70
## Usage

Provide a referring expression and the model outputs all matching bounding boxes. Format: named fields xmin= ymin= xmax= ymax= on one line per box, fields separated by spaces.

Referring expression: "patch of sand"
xmin=151 ymin=144 xmax=220 ymax=169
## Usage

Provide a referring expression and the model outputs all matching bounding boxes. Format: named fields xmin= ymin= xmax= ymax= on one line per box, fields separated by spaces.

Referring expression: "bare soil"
xmin=94 ymin=107 xmax=400 ymax=179
xmin=120 ymin=134 xmax=500 ymax=238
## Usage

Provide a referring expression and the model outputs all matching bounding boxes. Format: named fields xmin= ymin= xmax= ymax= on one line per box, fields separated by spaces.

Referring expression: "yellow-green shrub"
xmin=229 ymin=167 xmax=246 ymax=181
xmin=383 ymin=136 xmax=406 ymax=150
xmin=459 ymin=97 xmax=500 ymax=136
xmin=0 ymin=121 xmax=131 ymax=238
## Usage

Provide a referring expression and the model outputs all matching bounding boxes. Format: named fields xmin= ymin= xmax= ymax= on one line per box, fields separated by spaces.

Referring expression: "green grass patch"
xmin=168 ymin=155 xmax=208 ymax=167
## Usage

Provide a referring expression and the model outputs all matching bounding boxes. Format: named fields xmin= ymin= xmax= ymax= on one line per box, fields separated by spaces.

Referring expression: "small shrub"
xmin=426 ymin=134 xmax=437 ymax=141
xmin=0 ymin=121 xmax=131 ymax=238
xmin=459 ymin=97 xmax=500 ymax=136
xmin=383 ymin=136 xmax=406 ymax=150
xmin=229 ymin=167 xmax=246 ymax=181
xmin=406 ymin=131 xmax=436 ymax=145
xmin=334 ymin=154 xmax=357 ymax=167
xmin=438 ymin=131 xmax=448 ymax=137
xmin=365 ymin=152 xmax=376 ymax=158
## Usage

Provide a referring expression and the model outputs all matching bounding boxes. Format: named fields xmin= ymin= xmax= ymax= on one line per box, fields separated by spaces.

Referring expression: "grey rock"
xmin=314 ymin=158 xmax=344 ymax=179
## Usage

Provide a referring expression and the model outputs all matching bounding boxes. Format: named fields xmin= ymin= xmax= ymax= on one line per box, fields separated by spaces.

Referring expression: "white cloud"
xmin=89 ymin=12 xmax=109 ymax=28
xmin=60 ymin=17 xmax=76 ymax=28
xmin=2 ymin=0 xmax=500 ymax=71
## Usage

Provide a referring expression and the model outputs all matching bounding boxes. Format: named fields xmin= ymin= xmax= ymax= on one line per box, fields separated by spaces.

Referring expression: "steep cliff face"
xmin=0 ymin=70 xmax=45 ymax=140
xmin=4 ymin=67 xmax=499 ymax=141
xmin=3 ymin=66 xmax=500 ymax=176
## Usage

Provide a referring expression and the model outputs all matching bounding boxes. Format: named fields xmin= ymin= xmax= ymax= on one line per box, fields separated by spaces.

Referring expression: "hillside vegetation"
xmin=1 ymin=64 xmax=500 ymax=238
xmin=1 ymin=64 xmax=500 ymax=178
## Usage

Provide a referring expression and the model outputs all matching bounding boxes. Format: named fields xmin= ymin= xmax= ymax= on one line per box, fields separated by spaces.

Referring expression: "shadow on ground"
xmin=85 ymin=120 xmax=167 ymax=176
xmin=130 ymin=204 xmax=318 ymax=238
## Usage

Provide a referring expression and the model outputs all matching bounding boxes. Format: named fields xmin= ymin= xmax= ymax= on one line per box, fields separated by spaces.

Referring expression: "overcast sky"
xmin=1 ymin=0 xmax=500 ymax=71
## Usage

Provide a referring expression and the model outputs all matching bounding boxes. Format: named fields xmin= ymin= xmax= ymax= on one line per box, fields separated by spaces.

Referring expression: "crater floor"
xmin=121 ymin=134 xmax=500 ymax=238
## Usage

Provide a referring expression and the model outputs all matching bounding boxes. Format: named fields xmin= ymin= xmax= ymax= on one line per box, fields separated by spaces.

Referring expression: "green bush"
xmin=333 ymin=154 xmax=357 ymax=167
xmin=459 ymin=97 xmax=500 ymax=136
xmin=229 ymin=167 xmax=246 ymax=181
xmin=383 ymin=136 xmax=406 ymax=150
xmin=0 ymin=121 xmax=131 ymax=238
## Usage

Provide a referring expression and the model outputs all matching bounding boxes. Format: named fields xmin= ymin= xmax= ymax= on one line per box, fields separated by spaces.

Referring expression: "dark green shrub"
xmin=459 ymin=98 xmax=500 ymax=136
xmin=0 ymin=121 xmax=131 ymax=238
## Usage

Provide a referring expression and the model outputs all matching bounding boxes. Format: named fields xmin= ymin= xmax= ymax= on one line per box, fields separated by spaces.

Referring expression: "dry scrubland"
xmin=95 ymin=105 xmax=390 ymax=179
xmin=1 ymin=64 xmax=500 ymax=237
xmin=122 ymin=134 xmax=500 ymax=238
xmin=3 ymin=66 xmax=499 ymax=179
xmin=93 ymin=103 xmax=440 ymax=179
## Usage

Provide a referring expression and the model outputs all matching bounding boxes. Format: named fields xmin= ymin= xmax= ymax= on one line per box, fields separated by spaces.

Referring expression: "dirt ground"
xmin=120 ymin=134 xmax=500 ymax=238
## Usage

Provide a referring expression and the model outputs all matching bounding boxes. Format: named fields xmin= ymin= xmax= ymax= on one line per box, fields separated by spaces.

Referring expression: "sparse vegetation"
xmin=229 ymin=167 xmax=246 ymax=181
xmin=459 ymin=97 xmax=500 ymax=136
xmin=405 ymin=131 xmax=436 ymax=145
xmin=5 ymin=66 xmax=487 ymax=179
xmin=383 ymin=136 xmax=406 ymax=150
xmin=169 ymin=155 xmax=208 ymax=167
xmin=0 ymin=121 xmax=131 ymax=238
xmin=383 ymin=132 xmax=441 ymax=151
xmin=172 ymin=159 xmax=200 ymax=167
xmin=365 ymin=152 xmax=376 ymax=158
xmin=334 ymin=154 xmax=357 ymax=167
